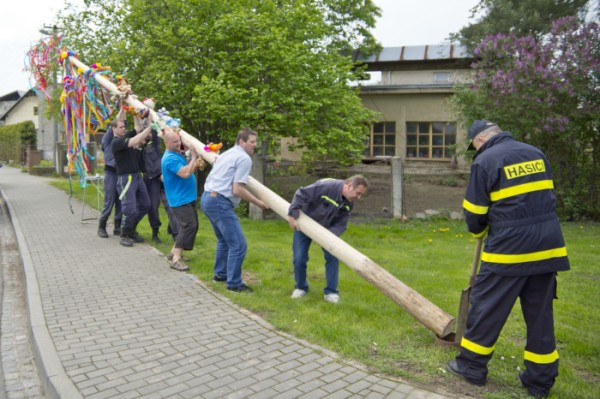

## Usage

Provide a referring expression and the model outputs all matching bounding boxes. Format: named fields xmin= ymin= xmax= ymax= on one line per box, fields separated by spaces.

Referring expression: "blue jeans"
xmin=292 ymin=230 xmax=339 ymax=295
xmin=201 ymin=192 xmax=247 ymax=289
xmin=99 ymin=168 xmax=122 ymax=225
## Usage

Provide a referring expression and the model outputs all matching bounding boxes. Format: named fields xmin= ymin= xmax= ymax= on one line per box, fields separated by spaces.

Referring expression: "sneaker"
xmin=446 ymin=359 xmax=486 ymax=386
xmin=227 ymin=284 xmax=253 ymax=293
xmin=324 ymin=293 xmax=340 ymax=304
xmin=130 ymin=232 xmax=144 ymax=243
xmin=113 ymin=228 xmax=121 ymax=236
xmin=97 ymin=227 xmax=108 ymax=238
xmin=170 ymin=259 xmax=189 ymax=272
xmin=167 ymin=253 xmax=188 ymax=262
xmin=291 ymin=289 xmax=307 ymax=299
xmin=119 ymin=236 xmax=134 ymax=247
xmin=213 ymin=275 xmax=227 ymax=282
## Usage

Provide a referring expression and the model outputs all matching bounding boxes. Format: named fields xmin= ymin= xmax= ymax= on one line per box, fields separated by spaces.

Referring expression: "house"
xmin=353 ymin=44 xmax=474 ymax=174
xmin=0 ymin=91 xmax=24 ymax=122
xmin=0 ymin=89 xmax=56 ymax=160
xmin=280 ymin=44 xmax=475 ymax=174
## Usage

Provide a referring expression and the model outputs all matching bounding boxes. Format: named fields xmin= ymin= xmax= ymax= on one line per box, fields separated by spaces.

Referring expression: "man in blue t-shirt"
xmin=161 ymin=129 xmax=200 ymax=272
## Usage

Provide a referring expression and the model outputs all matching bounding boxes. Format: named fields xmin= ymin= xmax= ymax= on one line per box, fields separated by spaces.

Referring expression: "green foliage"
xmin=452 ymin=0 xmax=589 ymax=50
xmin=0 ymin=121 xmax=37 ymax=162
xmin=58 ymin=0 xmax=380 ymax=165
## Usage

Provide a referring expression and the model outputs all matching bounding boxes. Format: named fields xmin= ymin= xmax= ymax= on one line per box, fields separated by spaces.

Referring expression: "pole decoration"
xmin=25 ymin=34 xmax=63 ymax=102
xmin=59 ymin=52 xmax=118 ymax=182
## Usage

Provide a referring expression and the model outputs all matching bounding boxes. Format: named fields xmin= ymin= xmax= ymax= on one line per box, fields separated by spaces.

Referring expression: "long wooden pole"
xmin=69 ymin=57 xmax=455 ymax=338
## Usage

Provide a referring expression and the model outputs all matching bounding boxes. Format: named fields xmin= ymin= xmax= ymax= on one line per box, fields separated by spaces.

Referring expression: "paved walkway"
xmin=0 ymin=166 xmax=458 ymax=399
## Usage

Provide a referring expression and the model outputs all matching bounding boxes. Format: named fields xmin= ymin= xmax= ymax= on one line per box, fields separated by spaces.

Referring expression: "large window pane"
xmin=432 ymin=134 xmax=444 ymax=145
xmin=367 ymin=121 xmax=395 ymax=157
xmin=406 ymin=121 xmax=456 ymax=160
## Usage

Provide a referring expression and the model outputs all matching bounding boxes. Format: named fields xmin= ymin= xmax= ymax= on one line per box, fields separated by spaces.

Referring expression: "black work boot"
xmin=119 ymin=230 xmax=134 ymax=247
xmin=113 ymin=221 xmax=121 ymax=236
xmin=152 ymin=228 xmax=162 ymax=243
xmin=97 ymin=220 xmax=108 ymax=238
xmin=130 ymin=231 xmax=144 ymax=243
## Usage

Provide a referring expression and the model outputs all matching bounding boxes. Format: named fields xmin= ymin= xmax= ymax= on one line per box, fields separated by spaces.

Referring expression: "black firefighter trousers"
xmin=456 ymin=270 xmax=559 ymax=397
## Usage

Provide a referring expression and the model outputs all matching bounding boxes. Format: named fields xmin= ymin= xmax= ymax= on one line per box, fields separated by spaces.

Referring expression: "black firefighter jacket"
xmin=288 ymin=179 xmax=353 ymax=237
xmin=463 ymin=132 xmax=570 ymax=276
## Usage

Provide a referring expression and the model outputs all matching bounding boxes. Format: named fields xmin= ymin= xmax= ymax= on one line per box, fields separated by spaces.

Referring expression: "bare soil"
xmin=265 ymin=170 xmax=468 ymax=220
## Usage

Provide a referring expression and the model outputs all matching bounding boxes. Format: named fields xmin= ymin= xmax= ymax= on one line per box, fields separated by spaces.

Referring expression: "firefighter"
xmin=446 ymin=120 xmax=570 ymax=399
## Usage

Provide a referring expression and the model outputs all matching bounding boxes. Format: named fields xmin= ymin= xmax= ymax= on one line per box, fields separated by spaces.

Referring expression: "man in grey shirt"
xmin=201 ymin=128 xmax=269 ymax=292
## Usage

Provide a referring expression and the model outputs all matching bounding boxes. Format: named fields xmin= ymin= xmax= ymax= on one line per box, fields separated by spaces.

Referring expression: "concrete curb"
xmin=1 ymin=189 xmax=82 ymax=399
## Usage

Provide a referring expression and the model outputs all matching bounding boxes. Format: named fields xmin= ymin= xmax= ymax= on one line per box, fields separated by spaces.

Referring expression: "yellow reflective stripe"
xmin=481 ymin=247 xmax=567 ymax=264
xmin=463 ymin=199 xmax=488 ymax=215
xmin=524 ymin=349 xmax=559 ymax=364
xmin=490 ymin=180 xmax=554 ymax=201
xmin=321 ymin=195 xmax=339 ymax=207
xmin=461 ymin=337 xmax=495 ymax=355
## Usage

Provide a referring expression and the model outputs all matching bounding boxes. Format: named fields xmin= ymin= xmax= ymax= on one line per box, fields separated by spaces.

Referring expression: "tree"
xmin=58 ymin=0 xmax=381 ymax=165
xmin=452 ymin=0 xmax=590 ymax=50
xmin=449 ymin=17 xmax=600 ymax=220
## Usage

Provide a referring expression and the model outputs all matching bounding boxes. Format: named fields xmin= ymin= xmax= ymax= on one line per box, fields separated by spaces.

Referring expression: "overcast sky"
xmin=0 ymin=0 xmax=479 ymax=96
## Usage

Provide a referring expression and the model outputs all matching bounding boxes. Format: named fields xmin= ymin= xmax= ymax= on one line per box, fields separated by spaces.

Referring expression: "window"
xmin=33 ymin=107 xmax=38 ymax=116
xmin=406 ymin=122 xmax=456 ymax=160
xmin=364 ymin=122 xmax=395 ymax=157
xmin=434 ymin=72 xmax=450 ymax=83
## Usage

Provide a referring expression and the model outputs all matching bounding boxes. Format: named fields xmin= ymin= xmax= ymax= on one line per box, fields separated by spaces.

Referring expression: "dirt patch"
xmin=265 ymin=171 xmax=468 ymax=219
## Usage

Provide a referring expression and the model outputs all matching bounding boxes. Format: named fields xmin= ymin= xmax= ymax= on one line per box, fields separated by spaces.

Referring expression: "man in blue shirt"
xmin=161 ymin=129 xmax=200 ymax=272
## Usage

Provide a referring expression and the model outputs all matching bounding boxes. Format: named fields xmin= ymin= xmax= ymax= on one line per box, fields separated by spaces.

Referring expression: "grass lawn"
xmin=51 ymin=177 xmax=599 ymax=399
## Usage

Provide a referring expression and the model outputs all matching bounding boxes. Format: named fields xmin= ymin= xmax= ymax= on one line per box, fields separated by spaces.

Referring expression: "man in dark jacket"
xmin=97 ymin=118 xmax=123 ymax=238
xmin=111 ymin=109 xmax=153 ymax=247
xmin=287 ymin=175 xmax=368 ymax=304
xmin=446 ymin=120 xmax=570 ymax=399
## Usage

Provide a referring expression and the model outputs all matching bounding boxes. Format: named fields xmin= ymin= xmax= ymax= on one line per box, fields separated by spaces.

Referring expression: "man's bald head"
xmin=163 ymin=129 xmax=181 ymax=152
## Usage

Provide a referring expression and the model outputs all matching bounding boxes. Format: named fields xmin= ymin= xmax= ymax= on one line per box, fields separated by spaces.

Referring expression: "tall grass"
xmin=50 ymin=178 xmax=599 ymax=399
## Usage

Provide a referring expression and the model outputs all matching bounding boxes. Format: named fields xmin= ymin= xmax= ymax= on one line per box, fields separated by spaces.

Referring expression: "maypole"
xmin=31 ymin=44 xmax=455 ymax=338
